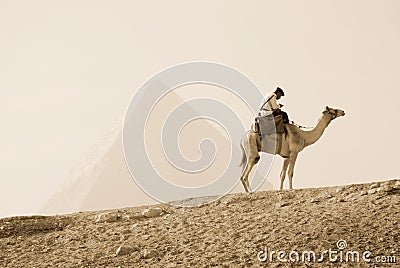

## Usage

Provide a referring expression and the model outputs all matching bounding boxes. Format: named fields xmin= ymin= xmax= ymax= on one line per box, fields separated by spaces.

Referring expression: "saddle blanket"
xmin=260 ymin=133 xmax=282 ymax=155
xmin=258 ymin=114 xmax=285 ymax=136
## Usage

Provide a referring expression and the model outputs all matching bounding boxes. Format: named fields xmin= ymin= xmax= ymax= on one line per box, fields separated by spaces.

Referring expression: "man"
xmin=259 ymin=87 xmax=289 ymax=123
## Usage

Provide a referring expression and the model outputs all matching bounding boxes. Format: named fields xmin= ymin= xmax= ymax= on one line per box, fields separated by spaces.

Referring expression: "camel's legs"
xmin=240 ymin=161 xmax=253 ymax=193
xmin=279 ymin=158 xmax=290 ymax=190
xmin=288 ymin=152 xmax=298 ymax=190
xmin=240 ymin=153 xmax=259 ymax=193
xmin=240 ymin=132 xmax=260 ymax=193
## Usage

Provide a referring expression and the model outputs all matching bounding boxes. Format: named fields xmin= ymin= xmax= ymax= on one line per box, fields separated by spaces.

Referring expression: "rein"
xmin=289 ymin=121 xmax=313 ymax=129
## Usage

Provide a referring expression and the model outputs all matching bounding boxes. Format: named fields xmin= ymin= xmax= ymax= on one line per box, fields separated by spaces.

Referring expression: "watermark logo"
xmin=123 ymin=62 xmax=274 ymax=206
xmin=257 ymin=239 xmax=397 ymax=264
xmin=336 ymin=239 xmax=347 ymax=250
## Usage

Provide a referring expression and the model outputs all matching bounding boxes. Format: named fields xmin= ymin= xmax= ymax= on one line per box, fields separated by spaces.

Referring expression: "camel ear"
xmin=325 ymin=106 xmax=330 ymax=111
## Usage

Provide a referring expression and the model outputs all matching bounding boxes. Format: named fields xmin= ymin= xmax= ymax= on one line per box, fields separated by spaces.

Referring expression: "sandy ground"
xmin=1 ymin=179 xmax=399 ymax=267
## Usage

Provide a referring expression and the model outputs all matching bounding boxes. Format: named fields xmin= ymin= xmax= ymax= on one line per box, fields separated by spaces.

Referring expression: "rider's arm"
xmin=267 ymin=95 xmax=280 ymax=110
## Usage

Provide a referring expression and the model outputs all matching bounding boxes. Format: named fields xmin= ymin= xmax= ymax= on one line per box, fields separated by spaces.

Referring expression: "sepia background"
xmin=1 ymin=0 xmax=399 ymax=218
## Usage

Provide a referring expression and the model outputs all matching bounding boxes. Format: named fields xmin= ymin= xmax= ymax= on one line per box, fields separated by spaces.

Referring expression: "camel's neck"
xmin=303 ymin=113 xmax=332 ymax=147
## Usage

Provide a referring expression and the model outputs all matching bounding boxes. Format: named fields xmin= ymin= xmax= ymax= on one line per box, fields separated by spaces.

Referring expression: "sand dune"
xmin=2 ymin=179 xmax=399 ymax=267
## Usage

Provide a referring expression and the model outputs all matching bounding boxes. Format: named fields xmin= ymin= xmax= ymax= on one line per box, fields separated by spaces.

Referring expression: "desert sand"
xmin=1 ymin=179 xmax=399 ymax=267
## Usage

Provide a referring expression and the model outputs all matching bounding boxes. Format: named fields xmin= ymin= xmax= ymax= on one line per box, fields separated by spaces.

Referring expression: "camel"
xmin=239 ymin=106 xmax=345 ymax=192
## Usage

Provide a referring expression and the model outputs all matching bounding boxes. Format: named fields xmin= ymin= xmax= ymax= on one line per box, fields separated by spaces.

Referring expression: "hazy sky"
xmin=1 ymin=1 xmax=400 ymax=218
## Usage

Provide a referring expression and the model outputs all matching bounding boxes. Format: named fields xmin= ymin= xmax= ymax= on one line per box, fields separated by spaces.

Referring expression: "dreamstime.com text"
xmin=257 ymin=240 xmax=396 ymax=264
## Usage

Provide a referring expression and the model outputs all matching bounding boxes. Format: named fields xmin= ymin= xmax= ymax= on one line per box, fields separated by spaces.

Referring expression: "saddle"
xmin=255 ymin=114 xmax=288 ymax=156
xmin=257 ymin=114 xmax=285 ymax=135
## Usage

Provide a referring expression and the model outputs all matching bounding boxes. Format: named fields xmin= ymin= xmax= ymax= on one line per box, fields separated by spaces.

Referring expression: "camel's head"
xmin=324 ymin=106 xmax=345 ymax=120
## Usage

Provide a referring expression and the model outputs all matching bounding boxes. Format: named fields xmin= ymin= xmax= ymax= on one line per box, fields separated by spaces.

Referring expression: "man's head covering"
xmin=275 ymin=87 xmax=285 ymax=96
